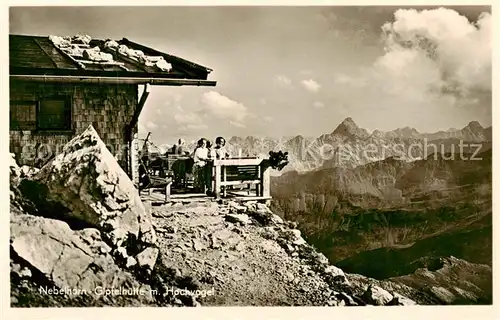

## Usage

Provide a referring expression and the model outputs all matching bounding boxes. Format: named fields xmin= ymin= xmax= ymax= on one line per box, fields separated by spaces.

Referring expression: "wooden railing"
xmin=212 ymin=157 xmax=271 ymax=200
xmin=148 ymin=155 xmax=272 ymax=202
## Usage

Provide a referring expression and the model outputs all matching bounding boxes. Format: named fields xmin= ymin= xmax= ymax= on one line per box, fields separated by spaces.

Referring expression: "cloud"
xmin=171 ymin=105 xmax=208 ymax=132
xmin=162 ymin=92 xmax=182 ymax=107
xmin=187 ymin=124 xmax=208 ymax=130
xmin=379 ymin=8 xmax=491 ymax=96
xmin=313 ymin=101 xmax=325 ymax=108
xmin=155 ymin=108 xmax=163 ymax=115
xmin=263 ymin=116 xmax=274 ymax=122
xmin=274 ymin=75 xmax=292 ymax=86
xmin=174 ymin=111 xmax=204 ymax=126
xmin=177 ymin=124 xmax=209 ymax=132
xmin=200 ymin=91 xmax=249 ymax=127
xmin=330 ymin=7 xmax=491 ymax=130
xmin=333 ymin=73 xmax=367 ymax=87
xmin=145 ymin=121 xmax=158 ymax=130
xmin=229 ymin=121 xmax=246 ymax=128
xmin=169 ymin=93 xmax=182 ymax=103
xmin=301 ymin=79 xmax=321 ymax=93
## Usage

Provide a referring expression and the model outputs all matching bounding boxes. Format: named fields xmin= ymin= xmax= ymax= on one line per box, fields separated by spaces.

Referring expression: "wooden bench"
xmin=146 ymin=175 xmax=173 ymax=202
xmin=142 ymin=154 xmax=188 ymax=202
xmin=222 ymin=165 xmax=261 ymax=196
xmin=212 ymin=158 xmax=271 ymax=200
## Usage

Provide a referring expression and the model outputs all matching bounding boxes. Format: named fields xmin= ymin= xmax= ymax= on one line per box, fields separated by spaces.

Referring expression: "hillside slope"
xmin=270 ymin=149 xmax=492 ymax=304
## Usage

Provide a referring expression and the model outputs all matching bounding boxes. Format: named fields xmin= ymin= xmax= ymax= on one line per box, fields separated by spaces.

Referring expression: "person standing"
xmin=191 ymin=138 xmax=211 ymax=193
xmin=170 ymin=138 xmax=188 ymax=155
xmin=213 ymin=136 xmax=230 ymax=160
xmin=141 ymin=139 xmax=150 ymax=168
xmin=167 ymin=138 xmax=190 ymax=186
xmin=206 ymin=140 xmax=213 ymax=158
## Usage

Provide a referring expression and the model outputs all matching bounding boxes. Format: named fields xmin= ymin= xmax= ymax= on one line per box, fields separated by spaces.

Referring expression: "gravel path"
xmin=149 ymin=200 xmax=338 ymax=306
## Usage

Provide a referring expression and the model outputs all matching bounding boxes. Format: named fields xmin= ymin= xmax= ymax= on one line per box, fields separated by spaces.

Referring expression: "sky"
xmin=9 ymin=6 xmax=492 ymax=146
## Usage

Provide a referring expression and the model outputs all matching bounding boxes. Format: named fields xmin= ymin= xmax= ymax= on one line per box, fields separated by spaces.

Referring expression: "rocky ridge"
xmin=212 ymin=118 xmax=492 ymax=175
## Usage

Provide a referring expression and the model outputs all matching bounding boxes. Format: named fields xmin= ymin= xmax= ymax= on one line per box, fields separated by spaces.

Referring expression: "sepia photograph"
xmin=7 ymin=4 xmax=493 ymax=311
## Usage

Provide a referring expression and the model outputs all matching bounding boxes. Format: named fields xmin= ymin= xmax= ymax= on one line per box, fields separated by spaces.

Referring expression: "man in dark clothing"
xmin=170 ymin=138 xmax=189 ymax=155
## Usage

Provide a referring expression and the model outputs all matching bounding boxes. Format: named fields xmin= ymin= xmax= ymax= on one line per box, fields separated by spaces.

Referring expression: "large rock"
xmin=10 ymin=153 xmax=21 ymax=187
xmin=136 ymin=247 xmax=159 ymax=271
xmin=225 ymin=213 xmax=251 ymax=225
xmin=387 ymin=292 xmax=417 ymax=306
xmin=227 ymin=201 xmax=247 ymax=213
xmin=25 ymin=125 xmax=156 ymax=248
xmin=10 ymin=213 xmax=153 ymax=302
xmin=279 ymin=229 xmax=306 ymax=245
xmin=323 ymin=265 xmax=349 ymax=285
xmin=244 ymin=202 xmax=285 ymax=227
xmin=20 ymin=165 xmax=40 ymax=179
xmin=362 ymin=285 xmax=394 ymax=305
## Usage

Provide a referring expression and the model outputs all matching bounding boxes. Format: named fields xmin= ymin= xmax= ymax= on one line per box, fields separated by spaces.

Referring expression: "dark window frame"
xmin=10 ymin=100 xmax=38 ymax=131
xmin=10 ymin=95 xmax=73 ymax=132
xmin=37 ymin=95 xmax=72 ymax=131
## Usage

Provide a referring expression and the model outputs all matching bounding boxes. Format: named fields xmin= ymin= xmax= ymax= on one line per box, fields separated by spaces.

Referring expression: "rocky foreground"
xmin=10 ymin=125 xmax=477 ymax=307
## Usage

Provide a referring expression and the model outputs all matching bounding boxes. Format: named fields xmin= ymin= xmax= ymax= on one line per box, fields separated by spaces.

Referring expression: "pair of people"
xmin=192 ymin=136 xmax=230 ymax=164
xmin=191 ymin=137 xmax=230 ymax=193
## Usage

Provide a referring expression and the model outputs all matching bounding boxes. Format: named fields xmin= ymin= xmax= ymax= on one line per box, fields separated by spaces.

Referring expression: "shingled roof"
xmin=10 ymin=34 xmax=216 ymax=86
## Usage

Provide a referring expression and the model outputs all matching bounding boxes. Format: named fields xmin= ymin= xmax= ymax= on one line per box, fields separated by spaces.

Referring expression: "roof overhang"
xmin=10 ymin=74 xmax=217 ymax=86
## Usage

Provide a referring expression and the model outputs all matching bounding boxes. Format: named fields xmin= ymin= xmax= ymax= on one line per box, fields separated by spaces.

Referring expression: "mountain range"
xmin=221 ymin=118 xmax=492 ymax=174
xmin=147 ymin=117 xmax=491 ymax=176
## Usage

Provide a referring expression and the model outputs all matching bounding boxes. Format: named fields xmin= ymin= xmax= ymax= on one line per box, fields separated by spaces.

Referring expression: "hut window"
xmin=38 ymin=98 xmax=72 ymax=130
xmin=10 ymin=101 xmax=37 ymax=130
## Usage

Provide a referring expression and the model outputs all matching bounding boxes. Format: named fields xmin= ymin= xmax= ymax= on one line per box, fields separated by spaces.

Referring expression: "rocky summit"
xmin=10 ymin=125 xmax=424 ymax=307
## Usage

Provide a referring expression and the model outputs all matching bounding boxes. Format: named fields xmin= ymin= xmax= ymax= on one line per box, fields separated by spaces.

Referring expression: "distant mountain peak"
xmin=332 ymin=117 xmax=369 ymax=139
xmin=403 ymin=126 xmax=419 ymax=132
xmin=393 ymin=126 xmax=420 ymax=137
xmin=288 ymin=134 xmax=304 ymax=141
xmin=466 ymin=121 xmax=484 ymax=131
xmin=341 ymin=117 xmax=356 ymax=126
